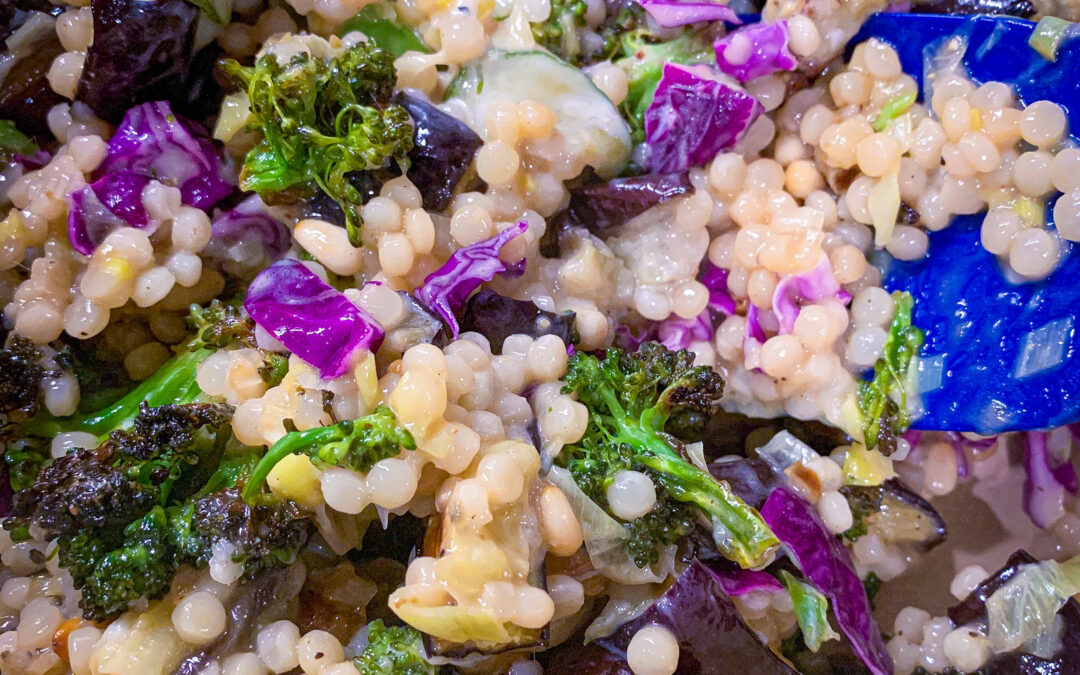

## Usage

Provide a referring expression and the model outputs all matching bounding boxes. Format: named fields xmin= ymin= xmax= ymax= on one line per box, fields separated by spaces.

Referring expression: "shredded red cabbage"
xmin=414 ymin=221 xmax=528 ymax=338
xmin=714 ymin=20 xmax=799 ymax=83
xmin=244 ymin=259 xmax=384 ymax=379
xmin=642 ymin=63 xmax=762 ymax=173
xmin=761 ymin=487 xmax=892 ymax=675
xmin=204 ymin=195 xmax=291 ymax=273
xmin=97 ymin=101 xmax=232 ymax=209
xmin=714 ymin=567 xmax=784 ymax=596
xmin=701 ymin=262 xmax=736 ymax=316
xmin=67 ymin=101 xmax=233 ymax=255
xmin=634 ymin=0 xmax=739 ymax=27
xmin=1022 ymin=430 xmax=1079 ymax=529
xmin=68 ymin=170 xmax=155 ymax=255
xmin=772 ymin=258 xmax=852 ymax=334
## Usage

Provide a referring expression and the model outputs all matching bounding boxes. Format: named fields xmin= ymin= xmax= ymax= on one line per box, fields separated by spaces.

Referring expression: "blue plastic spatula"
xmin=846 ymin=13 xmax=1080 ymax=434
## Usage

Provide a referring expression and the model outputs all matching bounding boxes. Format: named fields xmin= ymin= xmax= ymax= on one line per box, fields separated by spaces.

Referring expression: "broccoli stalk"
xmin=20 ymin=348 xmax=210 ymax=439
xmin=243 ymin=405 xmax=415 ymax=501
xmin=559 ymin=344 xmax=779 ymax=569
xmin=354 ymin=620 xmax=436 ymax=675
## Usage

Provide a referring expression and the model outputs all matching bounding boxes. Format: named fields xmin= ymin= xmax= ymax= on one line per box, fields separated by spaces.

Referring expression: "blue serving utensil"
xmin=845 ymin=13 xmax=1080 ymax=434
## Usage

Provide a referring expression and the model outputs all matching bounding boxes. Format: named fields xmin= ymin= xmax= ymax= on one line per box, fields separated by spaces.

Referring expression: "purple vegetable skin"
xmin=714 ymin=21 xmax=799 ymax=83
xmin=634 ymin=0 xmax=739 ymax=27
xmin=77 ymin=0 xmax=200 ymax=123
xmin=1022 ymin=431 xmax=1079 ymax=529
xmin=414 ymin=221 xmax=528 ymax=338
xmin=244 ymin=259 xmax=384 ymax=379
xmin=657 ymin=313 xmax=713 ymax=352
xmin=568 ymin=172 xmax=693 ymax=233
xmin=642 ymin=63 xmax=762 ymax=173
xmin=760 ymin=487 xmax=892 ymax=675
xmin=772 ymin=258 xmax=851 ymax=334
xmin=542 ymin=561 xmax=795 ymax=674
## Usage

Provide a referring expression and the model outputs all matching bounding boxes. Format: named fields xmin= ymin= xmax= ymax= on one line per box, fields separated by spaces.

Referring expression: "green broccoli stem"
xmin=596 ymin=386 xmax=779 ymax=569
xmin=614 ymin=422 xmax=780 ymax=569
xmin=243 ymin=424 xmax=343 ymax=502
xmin=21 ymin=349 xmax=211 ymax=439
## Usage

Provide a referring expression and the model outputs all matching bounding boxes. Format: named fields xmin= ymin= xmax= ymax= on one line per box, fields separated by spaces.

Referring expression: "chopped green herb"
xmin=0 ymin=119 xmax=38 ymax=157
xmin=873 ymin=91 xmax=916 ymax=132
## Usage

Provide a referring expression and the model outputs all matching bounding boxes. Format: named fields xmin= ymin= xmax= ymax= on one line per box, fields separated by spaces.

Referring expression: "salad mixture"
xmin=0 ymin=0 xmax=1078 ymax=673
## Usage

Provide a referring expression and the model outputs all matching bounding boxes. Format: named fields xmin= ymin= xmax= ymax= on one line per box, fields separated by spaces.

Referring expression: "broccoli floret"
xmin=3 ymin=441 xmax=49 ymax=492
xmin=9 ymin=444 xmax=158 ymax=536
xmin=9 ymin=403 xmax=235 ymax=619
xmin=221 ymin=41 xmax=414 ymax=245
xmin=0 ymin=336 xmax=48 ymax=423
xmin=623 ymin=495 xmax=697 ymax=567
xmin=58 ymin=506 xmax=177 ymax=621
xmin=557 ymin=343 xmax=779 ymax=569
xmin=243 ymin=405 xmax=415 ymax=501
xmin=354 ymin=620 xmax=436 ymax=675
xmin=167 ymin=450 xmax=313 ymax=577
xmin=856 ymin=291 xmax=924 ymax=454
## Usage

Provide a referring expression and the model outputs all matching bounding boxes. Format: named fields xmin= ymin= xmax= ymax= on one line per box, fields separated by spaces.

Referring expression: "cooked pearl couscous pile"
xmin=0 ymin=0 xmax=1078 ymax=673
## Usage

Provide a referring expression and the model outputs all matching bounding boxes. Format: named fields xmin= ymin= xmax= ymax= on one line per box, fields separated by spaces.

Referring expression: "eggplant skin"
xmin=910 ymin=0 xmax=1036 ymax=17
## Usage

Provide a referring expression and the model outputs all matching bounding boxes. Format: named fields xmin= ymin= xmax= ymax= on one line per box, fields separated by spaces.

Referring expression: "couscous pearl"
xmin=17 ymin=598 xmax=60 ymax=649
xmin=1020 ymin=100 xmax=1067 ymax=148
xmin=943 ymin=629 xmax=990 ymax=672
xmin=476 ymin=452 xmax=524 ymax=504
xmin=367 ymin=458 xmax=417 ymax=509
xmin=222 ymin=653 xmax=268 ymax=675
xmin=949 ymin=565 xmax=988 ymax=601
xmin=607 ymin=470 xmax=656 ymax=521
xmin=1013 ymin=151 xmax=1055 ymax=196
xmin=817 ymin=491 xmax=853 ymax=533
xmin=540 ymin=486 xmax=584 ymax=556
xmin=1008 ymin=228 xmax=1059 ymax=279
xmin=548 ymin=574 xmax=585 ymax=619
xmin=1053 ymin=190 xmax=1080 ymax=242
xmin=257 ymin=621 xmax=300 ymax=673
xmin=980 ymin=207 xmax=1022 ymax=254
xmin=626 ymin=625 xmax=680 ymax=675
xmin=760 ymin=335 xmax=804 ymax=378
xmin=297 ymin=630 xmax=344 ymax=674
xmin=172 ymin=591 xmax=227 ymax=645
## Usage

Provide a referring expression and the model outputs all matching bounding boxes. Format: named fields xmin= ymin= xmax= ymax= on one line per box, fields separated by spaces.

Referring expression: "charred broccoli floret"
xmin=0 ymin=336 xmax=48 ymax=423
xmin=59 ymin=506 xmax=177 ymax=621
xmin=353 ymin=620 xmax=436 ymax=675
xmin=557 ymin=343 xmax=779 ymax=569
xmin=9 ymin=403 xmax=235 ymax=619
xmin=221 ymin=41 xmax=414 ymax=245
xmin=168 ymin=451 xmax=313 ymax=578
xmin=243 ymin=405 xmax=415 ymax=501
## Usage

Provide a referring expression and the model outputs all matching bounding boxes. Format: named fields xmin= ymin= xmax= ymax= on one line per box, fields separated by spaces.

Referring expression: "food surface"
xmin=0 ymin=0 xmax=1078 ymax=673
